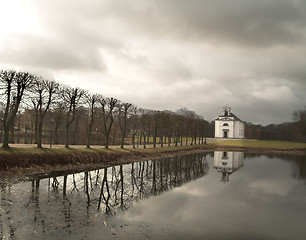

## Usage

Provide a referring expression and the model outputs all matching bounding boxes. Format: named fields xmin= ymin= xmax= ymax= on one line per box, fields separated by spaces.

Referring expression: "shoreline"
xmin=1 ymin=144 xmax=305 ymax=180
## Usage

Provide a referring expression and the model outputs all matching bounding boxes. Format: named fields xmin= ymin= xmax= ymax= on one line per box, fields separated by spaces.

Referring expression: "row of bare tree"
xmin=0 ymin=69 xmax=208 ymax=148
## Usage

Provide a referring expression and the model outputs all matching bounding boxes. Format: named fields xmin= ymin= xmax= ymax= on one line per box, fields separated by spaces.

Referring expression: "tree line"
xmin=0 ymin=69 xmax=209 ymax=148
xmin=245 ymin=107 xmax=306 ymax=142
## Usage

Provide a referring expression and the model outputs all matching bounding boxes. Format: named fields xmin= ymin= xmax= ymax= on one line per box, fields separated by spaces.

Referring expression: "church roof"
xmin=215 ymin=112 xmax=243 ymax=122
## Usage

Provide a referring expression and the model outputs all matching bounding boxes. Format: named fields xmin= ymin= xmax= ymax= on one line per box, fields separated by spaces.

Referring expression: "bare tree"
xmin=61 ymin=86 xmax=85 ymax=148
xmin=118 ymin=102 xmax=132 ymax=148
xmin=158 ymin=111 xmax=168 ymax=147
xmin=129 ymin=106 xmax=139 ymax=149
xmin=72 ymin=107 xmax=85 ymax=145
xmin=98 ymin=97 xmax=119 ymax=149
xmin=112 ymin=114 xmax=119 ymax=146
xmin=31 ymin=77 xmax=58 ymax=148
xmin=31 ymin=100 xmax=39 ymax=144
xmin=0 ymin=70 xmax=34 ymax=148
xmin=293 ymin=107 xmax=306 ymax=142
xmin=52 ymin=102 xmax=65 ymax=144
xmin=139 ymin=108 xmax=151 ymax=148
xmin=85 ymin=93 xmax=99 ymax=148
xmin=163 ymin=110 xmax=174 ymax=146
xmin=152 ymin=111 xmax=159 ymax=148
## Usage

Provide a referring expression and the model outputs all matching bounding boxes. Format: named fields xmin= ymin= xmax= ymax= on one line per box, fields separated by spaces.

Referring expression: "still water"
xmin=0 ymin=152 xmax=306 ymax=240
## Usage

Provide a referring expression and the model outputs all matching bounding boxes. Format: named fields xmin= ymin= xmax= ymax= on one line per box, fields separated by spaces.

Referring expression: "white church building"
xmin=215 ymin=106 xmax=245 ymax=139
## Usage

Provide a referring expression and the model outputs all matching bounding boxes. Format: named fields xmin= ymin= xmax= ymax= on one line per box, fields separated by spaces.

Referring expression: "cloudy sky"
xmin=0 ymin=0 xmax=305 ymax=125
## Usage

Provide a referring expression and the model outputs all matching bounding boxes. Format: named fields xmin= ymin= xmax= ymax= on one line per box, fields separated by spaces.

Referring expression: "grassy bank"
xmin=0 ymin=145 xmax=215 ymax=176
xmin=0 ymin=140 xmax=305 ymax=177
xmin=210 ymin=139 xmax=306 ymax=149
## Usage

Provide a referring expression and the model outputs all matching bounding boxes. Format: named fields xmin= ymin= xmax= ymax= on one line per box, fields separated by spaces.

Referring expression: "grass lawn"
xmin=210 ymin=139 xmax=306 ymax=149
xmin=0 ymin=146 xmax=113 ymax=155
xmin=0 ymin=139 xmax=305 ymax=155
xmin=0 ymin=143 xmax=201 ymax=155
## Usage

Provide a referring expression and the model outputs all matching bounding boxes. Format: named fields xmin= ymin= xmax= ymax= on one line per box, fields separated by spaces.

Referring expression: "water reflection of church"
xmin=214 ymin=151 xmax=244 ymax=182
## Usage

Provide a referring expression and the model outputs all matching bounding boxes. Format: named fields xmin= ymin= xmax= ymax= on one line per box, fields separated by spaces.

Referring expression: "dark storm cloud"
xmin=0 ymin=33 xmax=105 ymax=71
xmin=98 ymin=0 xmax=306 ymax=48
xmin=29 ymin=0 xmax=306 ymax=48
xmin=164 ymin=0 xmax=306 ymax=47
xmin=0 ymin=0 xmax=305 ymax=124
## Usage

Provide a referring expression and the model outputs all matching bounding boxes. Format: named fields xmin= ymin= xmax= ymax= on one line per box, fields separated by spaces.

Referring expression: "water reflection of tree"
xmin=286 ymin=156 xmax=306 ymax=181
xmin=246 ymin=153 xmax=306 ymax=181
xmin=27 ymin=180 xmax=47 ymax=234
xmin=0 ymin=181 xmax=15 ymax=238
xmin=0 ymin=153 xmax=209 ymax=238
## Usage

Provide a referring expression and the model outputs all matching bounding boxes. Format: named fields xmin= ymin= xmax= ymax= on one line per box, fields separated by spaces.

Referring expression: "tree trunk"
xmin=139 ymin=132 xmax=142 ymax=145
xmin=153 ymin=135 xmax=156 ymax=148
xmin=54 ymin=129 xmax=59 ymax=144
xmin=86 ymin=123 xmax=93 ymax=148
xmin=9 ymin=123 xmax=14 ymax=144
xmin=143 ymin=133 xmax=146 ymax=149
xmin=120 ymin=135 xmax=125 ymax=148
xmin=37 ymin=121 xmax=43 ymax=148
xmin=65 ymin=126 xmax=70 ymax=148
xmin=86 ymin=134 xmax=91 ymax=148
xmin=72 ymin=119 xmax=79 ymax=145
xmin=65 ymin=110 xmax=76 ymax=148
xmin=112 ymin=125 xmax=118 ymax=146
xmin=105 ymin=135 xmax=109 ymax=149
xmin=160 ymin=131 xmax=163 ymax=147
xmin=147 ymin=133 xmax=150 ymax=144
xmin=120 ymin=120 xmax=127 ymax=149
xmin=34 ymin=112 xmax=38 ymax=144
xmin=2 ymin=127 xmax=10 ymax=148
xmin=132 ymin=133 xmax=136 ymax=149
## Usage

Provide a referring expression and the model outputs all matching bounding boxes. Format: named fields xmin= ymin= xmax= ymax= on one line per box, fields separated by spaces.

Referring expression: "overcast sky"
xmin=0 ymin=0 xmax=305 ymax=125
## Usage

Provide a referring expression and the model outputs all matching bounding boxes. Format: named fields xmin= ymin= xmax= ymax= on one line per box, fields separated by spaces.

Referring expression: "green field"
xmin=0 ymin=139 xmax=305 ymax=155
xmin=210 ymin=140 xmax=306 ymax=149
xmin=0 ymin=144 xmax=200 ymax=155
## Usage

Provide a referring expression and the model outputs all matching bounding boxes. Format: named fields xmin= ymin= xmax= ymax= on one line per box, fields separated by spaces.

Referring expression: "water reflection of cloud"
xmin=121 ymin=154 xmax=306 ymax=239
xmin=2 ymin=153 xmax=306 ymax=239
xmin=249 ymin=179 xmax=296 ymax=197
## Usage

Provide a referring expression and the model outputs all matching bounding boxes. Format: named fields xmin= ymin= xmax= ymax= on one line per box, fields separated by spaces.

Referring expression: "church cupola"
xmin=223 ymin=105 xmax=231 ymax=116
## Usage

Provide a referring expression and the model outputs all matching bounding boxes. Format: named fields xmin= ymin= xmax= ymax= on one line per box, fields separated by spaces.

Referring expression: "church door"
xmin=223 ymin=131 xmax=228 ymax=138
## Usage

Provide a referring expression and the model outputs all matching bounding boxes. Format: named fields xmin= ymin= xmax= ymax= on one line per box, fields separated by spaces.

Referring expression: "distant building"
xmin=214 ymin=151 xmax=244 ymax=182
xmin=214 ymin=106 xmax=245 ymax=138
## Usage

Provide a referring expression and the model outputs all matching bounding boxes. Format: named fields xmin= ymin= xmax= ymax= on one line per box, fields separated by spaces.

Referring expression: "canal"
xmin=0 ymin=151 xmax=305 ymax=239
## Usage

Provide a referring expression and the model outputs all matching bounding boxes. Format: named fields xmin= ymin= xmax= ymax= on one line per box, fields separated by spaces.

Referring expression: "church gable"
xmin=215 ymin=106 xmax=242 ymax=121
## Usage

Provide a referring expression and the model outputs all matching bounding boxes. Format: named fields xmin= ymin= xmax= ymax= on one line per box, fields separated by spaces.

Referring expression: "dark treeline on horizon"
xmin=245 ymin=121 xmax=305 ymax=142
xmin=0 ymin=69 xmax=305 ymax=147
xmin=244 ymin=107 xmax=306 ymax=142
